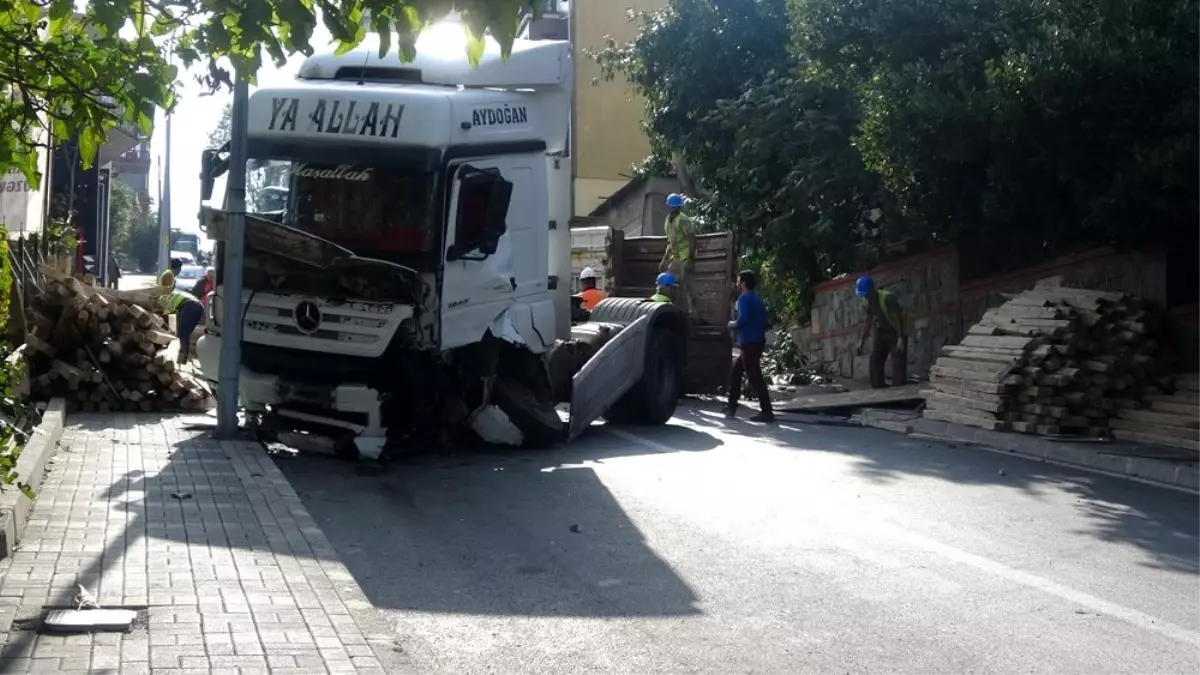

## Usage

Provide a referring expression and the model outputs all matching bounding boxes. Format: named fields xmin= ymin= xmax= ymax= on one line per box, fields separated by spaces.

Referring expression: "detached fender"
xmin=566 ymin=299 xmax=687 ymax=440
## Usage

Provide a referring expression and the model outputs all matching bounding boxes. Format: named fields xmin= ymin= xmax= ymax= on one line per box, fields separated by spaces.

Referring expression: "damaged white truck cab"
xmin=196 ymin=32 xmax=686 ymax=457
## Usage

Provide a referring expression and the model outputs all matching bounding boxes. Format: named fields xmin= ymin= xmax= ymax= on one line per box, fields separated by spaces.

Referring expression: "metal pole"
xmin=158 ymin=112 xmax=172 ymax=273
xmin=216 ymin=76 xmax=250 ymax=437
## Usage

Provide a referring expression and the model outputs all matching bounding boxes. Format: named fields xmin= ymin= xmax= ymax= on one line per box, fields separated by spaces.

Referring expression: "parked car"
xmin=175 ymin=265 xmax=206 ymax=283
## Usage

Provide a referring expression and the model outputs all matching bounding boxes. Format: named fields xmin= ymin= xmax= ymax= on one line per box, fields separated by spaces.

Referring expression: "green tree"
xmin=0 ymin=0 xmax=538 ymax=189
xmin=597 ymin=0 xmax=1197 ymax=313
xmin=592 ymin=0 xmax=880 ymax=321
xmin=790 ymin=0 xmax=1198 ymax=276
xmin=108 ymin=181 xmax=159 ymax=271
xmin=703 ymin=75 xmax=887 ymax=319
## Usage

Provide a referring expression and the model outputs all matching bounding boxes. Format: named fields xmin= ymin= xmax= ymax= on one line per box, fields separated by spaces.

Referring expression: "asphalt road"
xmin=118 ymin=273 xmax=157 ymax=291
xmin=277 ymin=402 xmax=1200 ymax=674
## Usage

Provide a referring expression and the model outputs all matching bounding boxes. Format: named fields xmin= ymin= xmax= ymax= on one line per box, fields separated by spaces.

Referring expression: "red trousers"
xmin=728 ymin=342 xmax=773 ymax=413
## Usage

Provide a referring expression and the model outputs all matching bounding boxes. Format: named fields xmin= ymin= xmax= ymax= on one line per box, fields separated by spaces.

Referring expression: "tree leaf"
xmin=465 ymin=32 xmax=485 ymax=68
xmin=77 ymin=129 xmax=100 ymax=170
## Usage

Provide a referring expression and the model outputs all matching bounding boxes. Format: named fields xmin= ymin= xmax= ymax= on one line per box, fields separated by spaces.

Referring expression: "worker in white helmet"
xmin=577 ymin=267 xmax=606 ymax=310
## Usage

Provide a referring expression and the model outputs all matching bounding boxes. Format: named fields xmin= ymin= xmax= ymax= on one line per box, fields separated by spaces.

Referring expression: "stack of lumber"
xmin=923 ymin=277 xmax=1174 ymax=438
xmin=1108 ymin=374 xmax=1199 ymax=451
xmin=21 ymin=268 xmax=213 ymax=413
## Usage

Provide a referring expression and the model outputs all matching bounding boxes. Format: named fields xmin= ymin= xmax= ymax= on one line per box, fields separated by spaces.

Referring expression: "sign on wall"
xmin=0 ymin=167 xmax=35 ymax=234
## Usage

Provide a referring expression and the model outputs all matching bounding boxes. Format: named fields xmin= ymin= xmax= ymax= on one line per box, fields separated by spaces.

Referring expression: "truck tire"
xmin=603 ymin=325 xmax=683 ymax=426
xmin=586 ymin=296 xmax=663 ymax=324
xmin=493 ymin=375 xmax=565 ymax=449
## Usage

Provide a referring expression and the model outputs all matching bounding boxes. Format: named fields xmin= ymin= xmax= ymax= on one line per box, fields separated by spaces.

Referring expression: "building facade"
xmin=521 ymin=0 xmax=668 ymax=223
xmin=569 ymin=0 xmax=665 ymax=219
xmin=112 ymin=142 xmax=154 ymax=209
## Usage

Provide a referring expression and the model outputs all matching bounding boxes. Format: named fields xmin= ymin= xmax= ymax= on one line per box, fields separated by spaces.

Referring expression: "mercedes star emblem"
xmin=293 ymin=300 xmax=322 ymax=335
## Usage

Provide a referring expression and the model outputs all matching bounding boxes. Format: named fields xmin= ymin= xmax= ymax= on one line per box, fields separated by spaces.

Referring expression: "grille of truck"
xmin=237 ymin=291 xmax=412 ymax=360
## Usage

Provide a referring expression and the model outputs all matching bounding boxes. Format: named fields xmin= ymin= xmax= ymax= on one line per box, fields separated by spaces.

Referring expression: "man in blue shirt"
xmin=725 ymin=270 xmax=774 ymax=422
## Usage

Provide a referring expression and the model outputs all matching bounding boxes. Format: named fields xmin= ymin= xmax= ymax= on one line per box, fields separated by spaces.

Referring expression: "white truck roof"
xmin=248 ymin=81 xmax=547 ymax=150
xmin=246 ymin=31 xmax=572 ymax=156
xmin=297 ymin=30 xmax=571 ymax=89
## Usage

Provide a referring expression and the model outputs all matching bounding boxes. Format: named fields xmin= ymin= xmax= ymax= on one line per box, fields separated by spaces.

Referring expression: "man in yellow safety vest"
xmin=659 ymin=193 xmax=695 ymax=313
xmin=157 ymin=258 xmax=183 ymax=294
xmin=855 ymin=275 xmax=908 ymax=389
xmin=165 ymin=289 xmax=205 ymax=364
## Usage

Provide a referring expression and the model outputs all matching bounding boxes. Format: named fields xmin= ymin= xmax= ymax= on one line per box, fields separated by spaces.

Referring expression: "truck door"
xmin=441 ymin=156 xmax=552 ymax=352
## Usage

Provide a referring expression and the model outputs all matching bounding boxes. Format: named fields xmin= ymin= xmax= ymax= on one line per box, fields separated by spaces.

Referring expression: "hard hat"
xmin=580 ymin=267 xmax=598 ymax=280
xmin=855 ymin=275 xmax=875 ymax=298
xmin=665 ymin=193 xmax=684 ymax=208
xmin=656 ymin=271 xmax=678 ymax=288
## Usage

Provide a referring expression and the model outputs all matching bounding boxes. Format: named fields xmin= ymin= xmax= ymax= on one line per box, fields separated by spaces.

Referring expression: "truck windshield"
xmin=247 ymin=160 xmax=436 ymax=257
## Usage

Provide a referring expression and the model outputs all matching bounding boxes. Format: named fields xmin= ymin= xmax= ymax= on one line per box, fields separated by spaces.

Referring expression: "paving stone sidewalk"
xmin=0 ymin=413 xmax=408 ymax=674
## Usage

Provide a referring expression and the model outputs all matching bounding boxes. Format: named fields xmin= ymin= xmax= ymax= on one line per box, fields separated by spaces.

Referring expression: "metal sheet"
xmin=568 ymin=315 xmax=649 ymax=440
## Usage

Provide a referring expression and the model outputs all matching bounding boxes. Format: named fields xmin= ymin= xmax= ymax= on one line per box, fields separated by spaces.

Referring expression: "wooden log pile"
xmin=1108 ymin=374 xmax=1199 ymax=451
xmin=922 ymin=278 xmax=1193 ymax=445
xmin=21 ymin=269 xmax=213 ymax=413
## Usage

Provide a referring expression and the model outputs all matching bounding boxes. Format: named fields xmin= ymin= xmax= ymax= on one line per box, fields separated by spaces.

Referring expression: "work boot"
xmin=750 ymin=411 xmax=775 ymax=423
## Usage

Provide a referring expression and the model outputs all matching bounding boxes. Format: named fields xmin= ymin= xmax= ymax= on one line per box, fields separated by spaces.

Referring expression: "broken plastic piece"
xmin=44 ymin=609 xmax=137 ymax=632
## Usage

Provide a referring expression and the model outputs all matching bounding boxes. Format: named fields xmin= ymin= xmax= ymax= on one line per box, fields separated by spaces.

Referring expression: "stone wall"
xmin=958 ymin=247 xmax=1168 ymax=325
xmin=803 ymin=247 xmax=960 ymax=382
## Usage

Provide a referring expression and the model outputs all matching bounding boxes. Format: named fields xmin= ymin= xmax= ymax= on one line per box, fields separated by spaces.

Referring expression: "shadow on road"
xmin=276 ymin=425 xmax=716 ymax=619
xmin=673 ymin=401 xmax=1200 ymax=576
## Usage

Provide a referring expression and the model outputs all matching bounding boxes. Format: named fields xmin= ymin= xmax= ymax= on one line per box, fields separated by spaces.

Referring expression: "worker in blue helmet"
xmin=650 ymin=271 xmax=677 ymax=303
xmin=855 ymin=275 xmax=908 ymax=388
xmin=659 ymin=193 xmax=695 ymax=312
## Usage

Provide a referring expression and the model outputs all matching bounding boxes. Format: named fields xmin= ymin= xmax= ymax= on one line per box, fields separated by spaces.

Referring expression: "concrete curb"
xmin=858 ymin=410 xmax=1199 ymax=492
xmin=0 ymin=397 xmax=66 ymax=560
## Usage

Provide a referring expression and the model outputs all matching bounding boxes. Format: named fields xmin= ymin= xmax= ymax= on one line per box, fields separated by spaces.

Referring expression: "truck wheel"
xmin=603 ymin=326 xmax=682 ymax=426
xmin=493 ymin=376 xmax=565 ymax=449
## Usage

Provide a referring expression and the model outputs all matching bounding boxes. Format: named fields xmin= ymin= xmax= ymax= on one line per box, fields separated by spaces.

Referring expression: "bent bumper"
xmin=196 ymin=334 xmax=276 ymax=411
xmin=195 ymin=333 xmax=384 ymax=420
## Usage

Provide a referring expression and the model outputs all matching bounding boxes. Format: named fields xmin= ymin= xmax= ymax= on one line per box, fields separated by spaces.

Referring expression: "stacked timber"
xmin=1108 ymin=374 xmax=1199 ymax=450
xmin=21 ymin=269 xmax=212 ymax=413
xmin=923 ymin=277 xmax=1177 ymax=438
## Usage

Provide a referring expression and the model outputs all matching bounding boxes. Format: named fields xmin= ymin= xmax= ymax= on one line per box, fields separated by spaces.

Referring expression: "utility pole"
xmin=157 ymin=112 xmax=172 ymax=273
xmin=216 ymin=77 xmax=249 ymax=438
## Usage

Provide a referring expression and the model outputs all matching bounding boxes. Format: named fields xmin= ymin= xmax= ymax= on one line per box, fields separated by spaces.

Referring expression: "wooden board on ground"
xmin=1110 ymin=428 xmax=1200 ymax=452
xmin=923 ymin=408 xmax=1012 ymax=431
xmin=778 ymin=383 xmax=923 ymax=413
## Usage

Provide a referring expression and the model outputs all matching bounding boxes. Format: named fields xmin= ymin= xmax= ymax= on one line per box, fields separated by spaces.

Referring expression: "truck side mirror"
xmin=447 ymin=166 xmax=512 ymax=262
xmin=200 ymin=149 xmax=218 ymax=201
xmin=200 ymin=143 xmax=232 ymax=202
